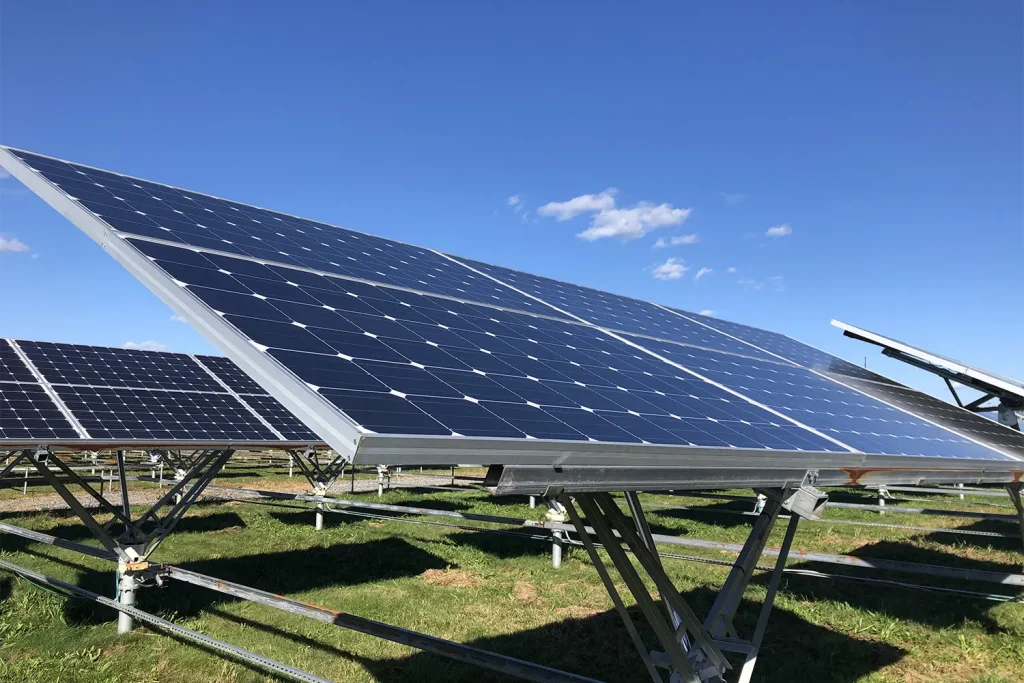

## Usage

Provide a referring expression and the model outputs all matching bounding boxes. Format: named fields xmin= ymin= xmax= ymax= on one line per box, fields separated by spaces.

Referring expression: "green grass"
xmin=1 ymin=472 xmax=1022 ymax=682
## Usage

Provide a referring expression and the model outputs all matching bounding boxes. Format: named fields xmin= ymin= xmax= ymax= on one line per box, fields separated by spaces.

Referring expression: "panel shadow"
xmin=62 ymin=537 xmax=452 ymax=625
xmin=760 ymin=540 xmax=1023 ymax=632
xmin=364 ymin=589 xmax=904 ymax=683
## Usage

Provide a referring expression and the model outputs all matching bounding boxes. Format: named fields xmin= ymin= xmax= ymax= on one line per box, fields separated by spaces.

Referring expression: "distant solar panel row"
xmin=4 ymin=147 xmax=1021 ymax=463
xmin=0 ymin=338 xmax=320 ymax=444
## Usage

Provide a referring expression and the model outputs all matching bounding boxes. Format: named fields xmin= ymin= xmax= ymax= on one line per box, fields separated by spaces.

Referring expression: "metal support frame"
xmin=287 ymin=447 xmax=351 ymax=529
xmin=0 ymin=445 xmax=234 ymax=635
xmin=561 ymin=486 xmax=826 ymax=683
xmin=1007 ymin=484 xmax=1024 ymax=551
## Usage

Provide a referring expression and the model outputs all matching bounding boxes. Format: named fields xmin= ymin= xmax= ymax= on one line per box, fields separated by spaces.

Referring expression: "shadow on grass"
xmin=647 ymin=500 xmax=753 ymax=529
xmin=364 ymin=588 xmax=904 ymax=683
xmin=63 ymin=536 xmax=451 ymax=625
xmin=450 ymin=530 xmax=552 ymax=559
xmin=0 ymin=575 xmax=11 ymax=603
xmin=922 ymin=519 xmax=1023 ymax=552
xmin=0 ymin=511 xmax=247 ymax=544
xmin=762 ymin=540 xmax=1023 ymax=633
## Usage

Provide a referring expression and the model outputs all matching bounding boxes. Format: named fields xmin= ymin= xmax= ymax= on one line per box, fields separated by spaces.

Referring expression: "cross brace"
xmin=0 ymin=447 xmax=233 ymax=563
xmin=562 ymin=484 xmax=827 ymax=683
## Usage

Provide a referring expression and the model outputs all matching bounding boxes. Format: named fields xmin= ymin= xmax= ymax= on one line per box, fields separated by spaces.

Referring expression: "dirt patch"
xmin=554 ymin=605 xmax=602 ymax=620
xmin=420 ymin=568 xmax=481 ymax=588
xmin=512 ymin=581 xmax=539 ymax=603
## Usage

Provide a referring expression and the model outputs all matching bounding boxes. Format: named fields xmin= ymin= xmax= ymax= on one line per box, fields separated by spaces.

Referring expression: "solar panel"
xmin=0 ymin=339 xmax=321 ymax=446
xmin=2 ymin=146 xmax=1020 ymax=473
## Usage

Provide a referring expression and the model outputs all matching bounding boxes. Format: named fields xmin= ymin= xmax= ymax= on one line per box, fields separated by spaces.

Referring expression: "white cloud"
xmin=538 ymin=188 xmax=691 ymax=242
xmin=769 ymin=275 xmax=785 ymax=291
xmin=0 ymin=235 xmax=30 ymax=253
xmin=698 ymin=309 xmax=715 ymax=317
xmin=652 ymin=257 xmax=688 ymax=281
xmin=694 ymin=267 xmax=713 ymax=280
xmin=653 ymin=233 xmax=700 ymax=248
xmin=507 ymin=195 xmax=523 ymax=213
xmin=169 ymin=315 xmax=188 ymax=323
xmin=537 ymin=189 xmax=617 ymax=221
xmin=738 ymin=278 xmax=764 ymax=291
xmin=726 ymin=267 xmax=737 ymax=274
xmin=765 ymin=223 xmax=792 ymax=238
xmin=717 ymin=192 xmax=747 ymax=205
xmin=124 ymin=340 xmax=169 ymax=352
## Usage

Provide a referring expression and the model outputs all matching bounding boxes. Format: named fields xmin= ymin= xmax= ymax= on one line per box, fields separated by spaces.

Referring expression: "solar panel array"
xmin=0 ymin=338 xmax=321 ymax=444
xmin=4 ymin=146 xmax=1022 ymax=463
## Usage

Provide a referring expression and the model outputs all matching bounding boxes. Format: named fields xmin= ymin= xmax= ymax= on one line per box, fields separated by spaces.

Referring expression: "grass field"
xmin=1 ymin=460 xmax=1022 ymax=683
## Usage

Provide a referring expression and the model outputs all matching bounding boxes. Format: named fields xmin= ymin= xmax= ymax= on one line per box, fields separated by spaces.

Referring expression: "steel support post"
xmin=551 ymin=529 xmax=564 ymax=568
xmin=117 ymin=565 xmax=137 ymax=634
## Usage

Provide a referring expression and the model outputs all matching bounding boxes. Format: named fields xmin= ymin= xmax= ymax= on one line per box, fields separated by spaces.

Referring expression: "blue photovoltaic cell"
xmin=195 ymin=354 xmax=321 ymax=442
xmin=0 ymin=339 xmax=35 ymax=383
xmin=10 ymin=149 xmax=555 ymax=319
xmin=7 ymin=147 xmax=1019 ymax=462
xmin=674 ymin=309 xmax=898 ymax=385
xmin=3 ymin=339 xmax=320 ymax=444
xmin=138 ymin=239 xmax=843 ymax=451
xmin=642 ymin=338 xmax=1004 ymax=459
xmin=451 ymin=256 xmax=781 ymax=361
xmin=195 ymin=354 xmax=267 ymax=394
xmin=0 ymin=382 xmax=80 ymax=440
xmin=53 ymin=384 xmax=276 ymax=441
xmin=20 ymin=340 xmax=224 ymax=392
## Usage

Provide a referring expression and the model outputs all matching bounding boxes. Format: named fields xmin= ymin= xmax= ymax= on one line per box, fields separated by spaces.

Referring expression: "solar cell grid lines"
xmin=0 ymin=338 xmax=320 ymax=445
xmin=646 ymin=341 xmax=1006 ymax=459
xmin=138 ymin=238 xmax=839 ymax=450
xmin=835 ymin=376 xmax=1024 ymax=460
xmin=53 ymin=384 xmax=276 ymax=442
xmin=8 ymin=149 xmax=552 ymax=318
xmin=680 ymin=309 xmax=898 ymax=385
xmin=453 ymin=255 xmax=783 ymax=361
xmin=19 ymin=340 xmax=224 ymax=392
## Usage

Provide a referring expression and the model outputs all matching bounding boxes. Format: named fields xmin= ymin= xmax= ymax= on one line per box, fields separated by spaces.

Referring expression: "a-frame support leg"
xmin=9 ymin=446 xmax=234 ymax=634
xmin=288 ymin=447 xmax=351 ymax=529
xmin=563 ymin=484 xmax=826 ymax=683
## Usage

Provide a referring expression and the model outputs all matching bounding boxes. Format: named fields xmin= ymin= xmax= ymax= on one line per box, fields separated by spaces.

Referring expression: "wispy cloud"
xmin=124 ymin=340 xmax=169 ymax=352
xmin=538 ymin=188 xmax=691 ymax=242
xmin=717 ymin=191 xmax=747 ymax=205
xmin=170 ymin=314 xmax=188 ymax=323
xmin=694 ymin=267 xmax=713 ymax=281
xmin=765 ymin=223 xmax=792 ymax=238
xmin=726 ymin=266 xmax=737 ymax=274
xmin=653 ymin=233 xmax=699 ymax=248
xmin=651 ymin=257 xmax=688 ymax=281
xmin=0 ymin=235 xmax=30 ymax=253
xmin=507 ymin=194 xmax=523 ymax=213
xmin=737 ymin=276 xmax=785 ymax=292
xmin=537 ymin=189 xmax=617 ymax=220
xmin=698 ymin=309 xmax=715 ymax=317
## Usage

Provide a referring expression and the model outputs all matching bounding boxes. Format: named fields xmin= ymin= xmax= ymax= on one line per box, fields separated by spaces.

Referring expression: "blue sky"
xmin=0 ymin=2 xmax=1021 ymax=402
